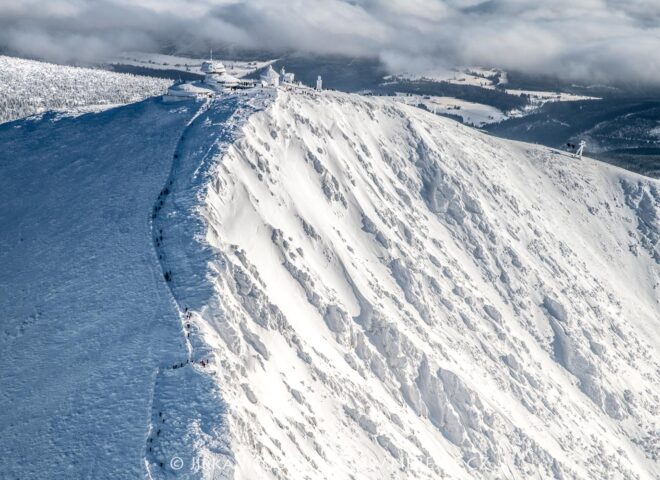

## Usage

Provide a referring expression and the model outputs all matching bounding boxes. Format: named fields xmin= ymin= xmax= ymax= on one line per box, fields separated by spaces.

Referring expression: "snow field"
xmin=0 ymin=98 xmax=194 ymax=478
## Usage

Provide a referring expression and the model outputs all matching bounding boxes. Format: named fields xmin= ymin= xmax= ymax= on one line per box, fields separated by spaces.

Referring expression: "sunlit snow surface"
xmin=198 ymin=90 xmax=659 ymax=479
xmin=1 ymin=86 xmax=659 ymax=479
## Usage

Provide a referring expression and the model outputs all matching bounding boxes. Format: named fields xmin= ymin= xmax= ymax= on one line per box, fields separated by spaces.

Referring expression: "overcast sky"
xmin=1 ymin=0 xmax=658 ymax=86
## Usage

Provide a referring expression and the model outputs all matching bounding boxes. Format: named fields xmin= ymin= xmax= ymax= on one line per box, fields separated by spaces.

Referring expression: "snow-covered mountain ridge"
xmin=174 ymin=89 xmax=659 ymax=479
xmin=1 ymin=86 xmax=658 ymax=479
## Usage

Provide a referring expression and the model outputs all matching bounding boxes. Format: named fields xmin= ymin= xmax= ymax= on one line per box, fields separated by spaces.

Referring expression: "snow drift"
xmin=1 ymin=86 xmax=658 ymax=479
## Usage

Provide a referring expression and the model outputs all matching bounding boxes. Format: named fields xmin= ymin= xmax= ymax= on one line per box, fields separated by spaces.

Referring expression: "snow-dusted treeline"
xmin=0 ymin=55 xmax=171 ymax=124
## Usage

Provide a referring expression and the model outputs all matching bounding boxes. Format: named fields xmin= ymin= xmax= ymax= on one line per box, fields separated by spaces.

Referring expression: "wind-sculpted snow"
xmin=1 ymin=85 xmax=658 ymax=479
xmin=0 ymin=55 xmax=171 ymax=124
xmin=620 ymin=180 xmax=660 ymax=263
xmin=190 ymin=90 xmax=659 ymax=479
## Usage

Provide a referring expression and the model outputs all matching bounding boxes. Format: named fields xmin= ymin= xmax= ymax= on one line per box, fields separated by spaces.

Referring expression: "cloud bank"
xmin=1 ymin=0 xmax=659 ymax=86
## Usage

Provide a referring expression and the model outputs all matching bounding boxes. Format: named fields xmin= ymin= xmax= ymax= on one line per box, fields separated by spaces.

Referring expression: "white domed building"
xmin=163 ymin=82 xmax=214 ymax=103
xmin=201 ymin=60 xmax=240 ymax=89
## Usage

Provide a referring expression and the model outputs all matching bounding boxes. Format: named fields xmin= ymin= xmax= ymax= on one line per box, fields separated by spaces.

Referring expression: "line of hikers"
xmin=170 ymin=358 xmax=210 ymax=370
xmin=147 ymin=412 xmax=167 ymax=453
xmin=152 ymin=181 xmax=173 ymax=219
xmin=155 ymin=228 xmax=164 ymax=248
xmin=171 ymin=360 xmax=189 ymax=369
xmin=184 ymin=308 xmax=193 ymax=337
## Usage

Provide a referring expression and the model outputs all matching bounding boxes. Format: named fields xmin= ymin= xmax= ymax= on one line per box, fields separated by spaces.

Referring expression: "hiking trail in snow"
xmin=145 ymin=89 xmax=276 ymax=479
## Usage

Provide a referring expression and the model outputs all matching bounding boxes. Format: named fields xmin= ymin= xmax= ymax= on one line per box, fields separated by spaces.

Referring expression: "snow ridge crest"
xmin=172 ymin=89 xmax=659 ymax=479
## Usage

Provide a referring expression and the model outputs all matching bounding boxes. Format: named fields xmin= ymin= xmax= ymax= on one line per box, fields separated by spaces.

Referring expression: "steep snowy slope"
xmin=178 ymin=90 xmax=659 ymax=479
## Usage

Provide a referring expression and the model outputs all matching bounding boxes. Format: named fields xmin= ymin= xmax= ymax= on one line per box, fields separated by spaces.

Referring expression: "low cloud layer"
xmin=1 ymin=0 xmax=659 ymax=86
